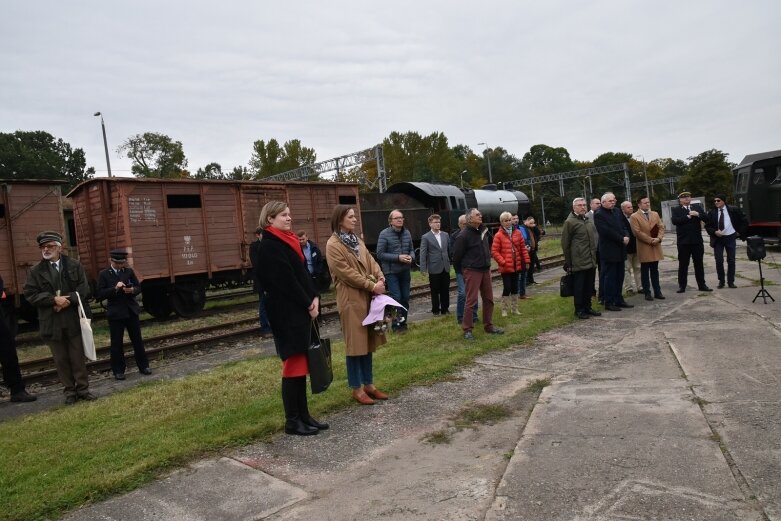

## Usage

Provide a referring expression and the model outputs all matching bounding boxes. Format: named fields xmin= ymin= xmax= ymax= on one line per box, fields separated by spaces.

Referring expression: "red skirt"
xmin=281 ymin=353 xmax=308 ymax=377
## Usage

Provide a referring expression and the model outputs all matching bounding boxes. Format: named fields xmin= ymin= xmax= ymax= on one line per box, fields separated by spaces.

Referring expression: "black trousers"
xmin=571 ymin=268 xmax=596 ymax=314
xmin=526 ymin=251 xmax=540 ymax=282
xmin=641 ymin=262 xmax=662 ymax=296
xmin=677 ymin=243 xmax=706 ymax=289
xmin=0 ymin=310 xmax=24 ymax=394
xmin=109 ymin=314 xmax=149 ymax=375
xmin=428 ymin=270 xmax=451 ymax=313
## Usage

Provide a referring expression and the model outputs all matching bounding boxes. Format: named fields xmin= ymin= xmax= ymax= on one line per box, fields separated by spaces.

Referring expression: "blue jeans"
xmin=713 ymin=234 xmax=737 ymax=284
xmin=346 ymin=353 xmax=373 ymax=389
xmin=258 ymin=294 xmax=271 ymax=334
xmin=456 ymin=272 xmax=478 ymax=324
xmin=385 ymin=270 xmax=411 ymax=329
xmin=517 ymin=269 xmax=528 ymax=296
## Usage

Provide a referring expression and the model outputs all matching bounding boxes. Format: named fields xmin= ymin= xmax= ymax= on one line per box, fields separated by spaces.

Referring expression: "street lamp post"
xmin=477 ymin=142 xmax=493 ymax=184
xmin=459 ymin=169 xmax=467 ymax=189
xmin=94 ymin=112 xmax=113 ymax=177
xmin=638 ymin=154 xmax=649 ymax=198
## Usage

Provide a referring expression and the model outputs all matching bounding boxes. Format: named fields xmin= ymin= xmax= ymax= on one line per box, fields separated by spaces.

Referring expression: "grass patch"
xmin=526 ymin=377 xmax=552 ymax=394
xmin=0 ymin=293 xmax=574 ymax=521
xmin=454 ymin=404 xmax=511 ymax=429
xmin=422 ymin=429 xmax=452 ymax=445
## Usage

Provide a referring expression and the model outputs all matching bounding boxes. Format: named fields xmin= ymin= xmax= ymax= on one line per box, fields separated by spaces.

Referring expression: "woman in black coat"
xmin=256 ymin=201 xmax=326 ymax=436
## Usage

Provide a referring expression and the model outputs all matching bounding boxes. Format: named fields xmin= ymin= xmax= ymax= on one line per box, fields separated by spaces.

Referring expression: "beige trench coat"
xmin=630 ymin=210 xmax=665 ymax=263
xmin=326 ymin=235 xmax=387 ymax=356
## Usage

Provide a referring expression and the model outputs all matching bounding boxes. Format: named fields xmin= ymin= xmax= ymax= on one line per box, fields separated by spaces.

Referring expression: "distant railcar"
xmin=67 ymin=178 xmax=361 ymax=318
xmin=359 ymin=182 xmax=531 ymax=249
xmin=733 ymin=150 xmax=781 ymax=243
xmin=0 ymin=180 xmax=68 ymax=329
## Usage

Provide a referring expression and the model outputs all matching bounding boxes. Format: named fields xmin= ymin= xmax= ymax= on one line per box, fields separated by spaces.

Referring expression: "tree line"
xmin=0 ymin=129 xmax=734 ymax=222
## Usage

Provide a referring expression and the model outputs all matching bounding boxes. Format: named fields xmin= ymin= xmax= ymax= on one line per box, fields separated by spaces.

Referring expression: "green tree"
xmin=381 ymin=131 xmax=464 ymax=186
xmin=519 ymin=144 xmax=575 ymax=176
xmin=681 ymin=149 xmax=734 ymax=200
xmin=194 ymin=162 xmax=223 ymax=179
xmin=117 ymin=132 xmax=188 ymax=178
xmin=0 ymin=130 xmax=94 ymax=189
xmin=249 ymin=138 xmax=317 ymax=179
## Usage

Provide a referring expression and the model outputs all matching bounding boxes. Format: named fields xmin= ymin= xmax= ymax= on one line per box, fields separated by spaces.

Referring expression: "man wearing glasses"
xmin=23 ymin=231 xmax=96 ymax=404
xmin=376 ymin=210 xmax=415 ymax=332
xmin=705 ymin=194 xmax=747 ymax=289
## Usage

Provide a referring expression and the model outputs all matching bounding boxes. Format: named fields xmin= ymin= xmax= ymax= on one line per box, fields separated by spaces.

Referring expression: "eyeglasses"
xmin=714 ymin=199 xmax=722 ymax=202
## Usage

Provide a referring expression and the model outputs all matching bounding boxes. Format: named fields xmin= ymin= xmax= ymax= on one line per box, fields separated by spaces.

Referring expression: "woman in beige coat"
xmin=326 ymin=205 xmax=388 ymax=405
xmin=629 ymin=196 xmax=666 ymax=301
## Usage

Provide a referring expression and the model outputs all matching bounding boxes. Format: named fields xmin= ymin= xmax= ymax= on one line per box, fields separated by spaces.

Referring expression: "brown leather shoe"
xmin=364 ymin=386 xmax=388 ymax=400
xmin=352 ymin=389 xmax=375 ymax=405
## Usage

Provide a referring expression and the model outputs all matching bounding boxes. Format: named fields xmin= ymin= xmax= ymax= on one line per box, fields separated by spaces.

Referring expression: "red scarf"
xmin=264 ymin=226 xmax=305 ymax=262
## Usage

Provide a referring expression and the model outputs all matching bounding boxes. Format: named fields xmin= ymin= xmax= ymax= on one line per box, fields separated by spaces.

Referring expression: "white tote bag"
xmin=74 ymin=292 xmax=97 ymax=361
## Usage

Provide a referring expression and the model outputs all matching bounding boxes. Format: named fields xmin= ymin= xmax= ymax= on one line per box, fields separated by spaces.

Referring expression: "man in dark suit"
xmin=95 ymin=249 xmax=151 ymax=380
xmin=1 ymin=275 xmax=37 ymax=402
xmin=670 ymin=191 xmax=712 ymax=293
xmin=594 ymin=192 xmax=633 ymax=311
xmin=705 ymin=193 xmax=747 ymax=289
xmin=419 ymin=213 xmax=451 ymax=315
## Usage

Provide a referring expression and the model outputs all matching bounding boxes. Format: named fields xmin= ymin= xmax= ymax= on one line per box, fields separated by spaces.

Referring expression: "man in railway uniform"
xmin=95 ymin=249 xmax=151 ymax=380
xmin=0 ymin=275 xmax=37 ymax=402
xmin=376 ymin=209 xmax=415 ymax=332
xmin=671 ymin=191 xmax=712 ymax=293
xmin=452 ymin=208 xmax=504 ymax=340
xmin=23 ymin=231 xmax=96 ymax=404
xmin=419 ymin=214 xmax=451 ymax=315
xmin=705 ymin=194 xmax=747 ymax=289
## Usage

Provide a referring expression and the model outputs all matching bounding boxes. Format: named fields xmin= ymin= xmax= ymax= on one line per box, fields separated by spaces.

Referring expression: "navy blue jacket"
xmin=594 ymin=207 xmax=627 ymax=262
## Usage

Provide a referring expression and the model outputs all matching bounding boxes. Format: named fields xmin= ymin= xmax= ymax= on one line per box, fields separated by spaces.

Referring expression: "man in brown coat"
xmin=629 ymin=196 xmax=666 ymax=301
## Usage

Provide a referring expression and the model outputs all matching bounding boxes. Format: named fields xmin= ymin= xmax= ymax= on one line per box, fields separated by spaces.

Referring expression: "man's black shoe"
xmin=576 ymin=312 xmax=591 ymax=319
xmin=605 ymin=304 xmax=622 ymax=311
xmin=618 ymin=302 xmax=634 ymax=308
xmin=78 ymin=392 xmax=98 ymax=401
xmin=114 ymin=373 xmax=126 ymax=381
xmin=728 ymin=283 xmax=737 ymax=289
xmin=655 ymin=294 xmax=666 ymax=300
xmin=645 ymin=293 xmax=654 ymax=301
xmin=140 ymin=367 xmax=152 ymax=375
xmin=586 ymin=309 xmax=602 ymax=316
xmin=718 ymin=282 xmax=725 ymax=289
xmin=10 ymin=391 xmax=37 ymax=402
xmin=64 ymin=395 xmax=78 ymax=405
xmin=676 ymin=287 xmax=686 ymax=293
xmin=698 ymin=286 xmax=713 ymax=292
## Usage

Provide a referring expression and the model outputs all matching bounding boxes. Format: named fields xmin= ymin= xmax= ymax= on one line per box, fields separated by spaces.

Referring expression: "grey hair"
xmin=465 ymin=208 xmax=479 ymax=224
xmin=601 ymin=192 xmax=615 ymax=204
xmin=572 ymin=197 xmax=586 ymax=206
xmin=620 ymin=200 xmax=633 ymax=210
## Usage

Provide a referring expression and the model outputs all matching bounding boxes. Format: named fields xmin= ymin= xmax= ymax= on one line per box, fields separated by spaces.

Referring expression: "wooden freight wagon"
xmin=1 ymin=180 xmax=68 ymax=328
xmin=67 ymin=178 xmax=360 ymax=318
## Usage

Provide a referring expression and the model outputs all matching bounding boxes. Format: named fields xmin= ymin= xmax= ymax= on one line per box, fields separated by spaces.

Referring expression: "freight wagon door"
xmin=163 ymin=188 xmax=208 ymax=276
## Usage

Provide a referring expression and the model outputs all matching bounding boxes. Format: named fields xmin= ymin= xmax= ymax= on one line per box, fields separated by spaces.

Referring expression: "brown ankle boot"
xmin=352 ymin=388 xmax=375 ymax=405
xmin=364 ymin=386 xmax=388 ymax=400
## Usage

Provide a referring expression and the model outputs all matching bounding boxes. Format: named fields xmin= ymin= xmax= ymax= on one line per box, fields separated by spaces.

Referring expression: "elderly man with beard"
xmin=23 ymin=231 xmax=95 ymax=404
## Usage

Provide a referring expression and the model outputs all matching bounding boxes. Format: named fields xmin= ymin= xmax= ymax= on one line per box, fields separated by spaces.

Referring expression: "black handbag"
xmin=560 ymin=274 xmax=574 ymax=297
xmin=307 ymin=321 xmax=333 ymax=394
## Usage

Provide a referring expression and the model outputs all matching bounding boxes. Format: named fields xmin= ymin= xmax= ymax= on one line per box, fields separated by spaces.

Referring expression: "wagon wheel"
xmin=170 ymin=284 xmax=206 ymax=318
xmin=143 ymin=288 xmax=173 ymax=319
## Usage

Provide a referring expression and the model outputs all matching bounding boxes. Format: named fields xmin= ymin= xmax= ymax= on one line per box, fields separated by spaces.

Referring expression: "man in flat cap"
xmin=670 ymin=192 xmax=712 ymax=293
xmin=95 ymin=249 xmax=151 ymax=380
xmin=705 ymin=193 xmax=747 ymax=289
xmin=23 ymin=231 xmax=96 ymax=404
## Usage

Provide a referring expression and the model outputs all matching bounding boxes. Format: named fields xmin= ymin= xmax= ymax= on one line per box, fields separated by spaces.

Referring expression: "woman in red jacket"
xmin=491 ymin=212 xmax=531 ymax=316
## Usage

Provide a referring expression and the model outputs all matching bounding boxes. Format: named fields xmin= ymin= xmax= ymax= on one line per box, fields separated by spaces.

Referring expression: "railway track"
xmin=19 ymin=254 xmax=564 ymax=386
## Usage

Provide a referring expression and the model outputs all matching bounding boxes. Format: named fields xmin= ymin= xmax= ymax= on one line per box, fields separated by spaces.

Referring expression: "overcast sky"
xmin=2 ymin=1 xmax=779 ymax=177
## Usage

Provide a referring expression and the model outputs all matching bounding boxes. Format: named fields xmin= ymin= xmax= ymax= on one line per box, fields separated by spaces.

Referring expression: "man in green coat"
xmin=23 ymin=231 xmax=96 ymax=404
xmin=561 ymin=198 xmax=601 ymax=319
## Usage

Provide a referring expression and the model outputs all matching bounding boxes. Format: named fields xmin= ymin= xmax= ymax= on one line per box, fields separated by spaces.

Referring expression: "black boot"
xmin=281 ymin=378 xmax=318 ymax=436
xmin=296 ymin=376 xmax=329 ymax=430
